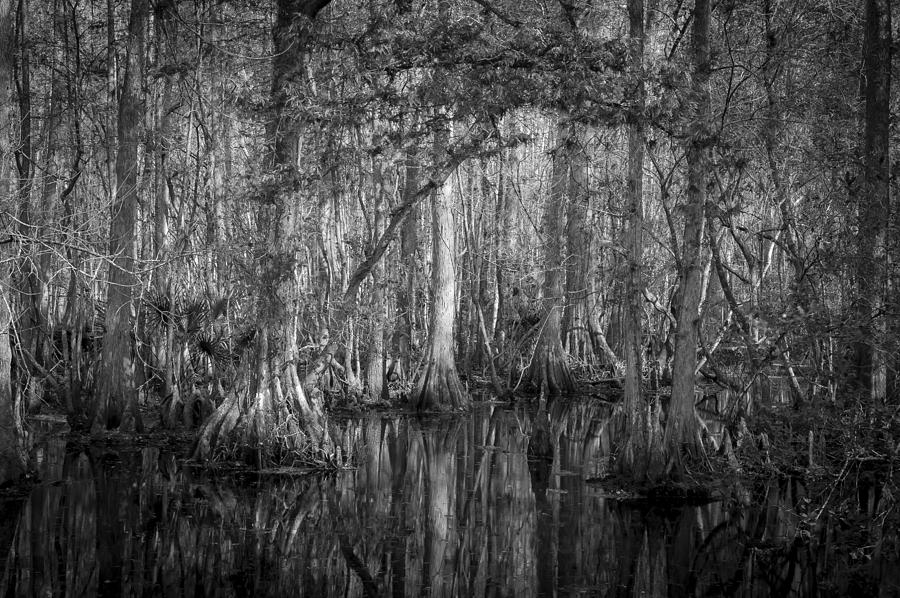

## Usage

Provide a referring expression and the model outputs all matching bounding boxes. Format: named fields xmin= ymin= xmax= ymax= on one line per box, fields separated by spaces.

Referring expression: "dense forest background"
xmin=0 ymin=0 xmax=897 ymax=485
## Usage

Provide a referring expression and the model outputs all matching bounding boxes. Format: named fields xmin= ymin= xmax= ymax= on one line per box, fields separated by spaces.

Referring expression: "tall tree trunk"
xmin=664 ymin=0 xmax=711 ymax=472
xmin=492 ymin=140 xmax=510 ymax=348
xmin=193 ymin=0 xmax=334 ymax=464
xmin=153 ymin=0 xmax=180 ymax=426
xmin=527 ymin=121 xmax=575 ymax=396
xmin=0 ymin=0 xmax=26 ymax=484
xmin=0 ymin=286 xmax=25 ymax=483
xmin=151 ymin=0 xmax=177 ymax=287
xmin=106 ymin=0 xmax=116 ymax=203
xmin=856 ymin=0 xmax=891 ymax=401
xmin=475 ymin=158 xmax=494 ymax=364
xmin=14 ymin=0 xmax=40 ymax=410
xmin=209 ymin=29 xmax=233 ymax=287
xmin=398 ymin=145 xmax=419 ymax=378
xmin=413 ymin=123 xmax=469 ymax=411
xmin=413 ymin=0 xmax=467 ymax=410
xmin=365 ymin=155 xmax=388 ymax=403
xmin=459 ymin=161 xmax=482 ymax=372
xmin=619 ymin=0 xmax=663 ymax=481
xmin=94 ymin=0 xmax=147 ymax=432
xmin=562 ymin=127 xmax=592 ymax=363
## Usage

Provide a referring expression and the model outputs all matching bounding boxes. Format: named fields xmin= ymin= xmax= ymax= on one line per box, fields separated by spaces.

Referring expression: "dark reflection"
xmin=1 ymin=403 xmax=897 ymax=596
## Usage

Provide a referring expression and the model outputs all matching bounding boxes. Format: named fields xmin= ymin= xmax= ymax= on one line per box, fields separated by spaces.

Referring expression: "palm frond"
xmin=143 ymin=290 xmax=174 ymax=330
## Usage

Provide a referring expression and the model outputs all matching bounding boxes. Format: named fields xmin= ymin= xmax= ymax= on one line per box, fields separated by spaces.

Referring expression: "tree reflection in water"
xmin=1 ymin=402 xmax=896 ymax=596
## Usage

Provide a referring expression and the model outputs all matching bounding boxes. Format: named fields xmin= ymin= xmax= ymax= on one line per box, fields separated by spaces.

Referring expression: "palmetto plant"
xmin=143 ymin=290 xmax=234 ymax=427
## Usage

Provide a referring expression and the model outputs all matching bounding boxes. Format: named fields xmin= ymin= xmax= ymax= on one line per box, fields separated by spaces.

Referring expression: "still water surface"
xmin=1 ymin=401 xmax=896 ymax=596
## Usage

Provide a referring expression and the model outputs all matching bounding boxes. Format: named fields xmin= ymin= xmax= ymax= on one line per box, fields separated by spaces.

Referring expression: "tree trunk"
xmin=664 ymin=0 xmax=711 ymax=472
xmin=855 ymin=0 xmax=891 ymax=401
xmin=13 ymin=0 xmax=42 ymax=410
xmin=365 ymin=155 xmax=388 ymax=404
xmin=562 ymin=127 xmax=592 ymax=363
xmin=398 ymin=146 xmax=419 ymax=378
xmin=618 ymin=0 xmax=663 ymax=481
xmin=210 ymin=48 xmax=232 ymax=286
xmin=193 ymin=0 xmax=334 ymax=465
xmin=94 ymin=0 xmax=147 ymax=432
xmin=413 ymin=123 xmax=468 ymax=411
xmin=459 ymin=162 xmax=482 ymax=372
xmin=0 ymin=0 xmax=26 ymax=484
xmin=413 ymin=0 xmax=468 ymax=411
xmin=492 ymin=141 xmax=510 ymax=349
xmin=105 ymin=0 xmax=116 ymax=202
xmin=151 ymin=0 xmax=180 ymax=426
xmin=151 ymin=0 xmax=177 ymax=290
xmin=527 ymin=121 xmax=575 ymax=396
xmin=476 ymin=159 xmax=494 ymax=364
xmin=366 ymin=266 xmax=386 ymax=402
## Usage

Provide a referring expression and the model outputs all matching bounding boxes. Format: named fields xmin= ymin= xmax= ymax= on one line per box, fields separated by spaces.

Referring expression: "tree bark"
xmin=664 ymin=0 xmax=711 ymax=472
xmin=365 ymin=155 xmax=388 ymax=403
xmin=492 ymin=137 xmax=510 ymax=349
xmin=562 ymin=127 xmax=592 ymax=363
xmin=618 ymin=0 xmax=664 ymax=481
xmin=413 ymin=123 xmax=469 ymax=411
xmin=527 ymin=121 xmax=575 ymax=396
xmin=398 ymin=144 xmax=419 ymax=378
xmin=0 ymin=0 xmax=26 ymax=484
xmin=413 ymin=0 xmax=468 ymax=411
xmin=855 ymin=0 xmax=891 ymax=401
xmin=13 ymin=0 xmax=42 ymax=410
xmin=152 ymin=0 xmax=180 ymax=427
xmin=94 ymin=0 xmax=147 ymax=432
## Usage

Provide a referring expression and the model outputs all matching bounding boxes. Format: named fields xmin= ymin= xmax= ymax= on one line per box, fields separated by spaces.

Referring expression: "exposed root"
xmin=192 ymin=393 xmax=241 ymax=461
xmin=192 ymin=359 xmax=334 ymax=468
xmin=527 ymin=324 xmax=575 ymax=396
xmin=413 ymin=359 xmax=470 ymax=412
xmin=663 ymin=429 xmax=710 ymax=481
xmin=159 ymin=393 xmax=180 ymax=429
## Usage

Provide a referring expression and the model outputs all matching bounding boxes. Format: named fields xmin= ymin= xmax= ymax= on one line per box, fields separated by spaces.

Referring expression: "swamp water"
xmin=1 ymin=401 xmax=897 ymax=597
